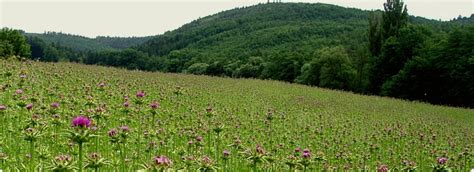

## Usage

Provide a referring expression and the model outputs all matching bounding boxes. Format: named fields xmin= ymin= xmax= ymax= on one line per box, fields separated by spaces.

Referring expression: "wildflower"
xmin=377 ymin=164 xmax=389 ymax=172
xmin=295 ymin=147 xmax=301 ymax=153
xmin=196 ymin=136 xmax=203 ymax=142
xmin=150 ymin=101 xmax=159 ymax=109
xmin=16 ymin=89 xmax=24 ymax=94
xmin=223 ymin=150 xmax=230 ymax=157
xmin=0 ymin=105 xmax=6 ymax=111
xmin=437 ymin=157 xmax=447 ymax=165
xmin=51 ymin=102 xmax=60 ymax=108
xmin=153 ymin=155 xmax=172 ymax=167
xmin=136 ymin=91 xmax=145 ymax=98
xmin=108 ymin=128 xmax=117 ymax=137
xmin=120 ymin=126 xmax=130 ymax=132
xmin=256 ymin=144 xmax=265 ymax=155
xmin=71 ymin=116 xmax=91 ymax=128
xmin=302 ymin=149 xmax=311 ymax=159
xmin=98 ymin=82 xmax=106 ymax=88
xmin=123 ymin=101 xmax=130 ymax=108
xmin=26 ymin=103 xmax=33 ymax=110
xmin=202 ymin=156 xmax=212 ymax=165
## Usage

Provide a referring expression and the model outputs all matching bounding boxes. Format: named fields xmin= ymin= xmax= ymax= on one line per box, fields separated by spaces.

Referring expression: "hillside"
xmin=138 ymin=3 xmax=370 ymax=58
xmin=24 ymin=32 xmax=153 ymax=52
xmin=137 ymin=3 xmax=449 ymax=63
xmin=0 ymin=59 xmax=473 ymax=171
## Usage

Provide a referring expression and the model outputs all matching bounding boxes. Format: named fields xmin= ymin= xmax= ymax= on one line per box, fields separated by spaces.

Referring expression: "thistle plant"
xmin=197 ymin=156 xmax=219 ymax=172
xmin=47 ymin=154 xmax=75 ymax=172
xmin=241 ymin=144 xmax=272 ymax=172
xmin=23 ymin=127 xmax=42 ymax=170
xmin=432 ymin=157 xmax=451 ymax=172
xmin=68 ymin=116 xmax=93 ymax=172
xmin=141 ymin=155 xmax=173 ymax=172
xmin=85 ymin=152 xmax=110 ymax=172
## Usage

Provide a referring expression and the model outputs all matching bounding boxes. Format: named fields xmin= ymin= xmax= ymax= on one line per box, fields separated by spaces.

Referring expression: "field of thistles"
xmin=0 ymin=59 xmax=473 ymax=171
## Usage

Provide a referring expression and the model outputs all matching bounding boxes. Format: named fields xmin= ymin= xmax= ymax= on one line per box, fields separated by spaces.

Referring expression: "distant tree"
xmin=187 ymin=63 xmax=209 ymax=75
xmin=368 ymin=0 xmax=409 ymax=93
xmin=0 ymin=28 xmax=31 ymax=58
xmin=299 ymin=46 xmax=356 ymax=90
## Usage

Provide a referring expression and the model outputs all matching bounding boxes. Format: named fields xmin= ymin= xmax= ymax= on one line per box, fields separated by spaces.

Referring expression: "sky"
xmin=1 ymin=0 xmax=473 ymax=38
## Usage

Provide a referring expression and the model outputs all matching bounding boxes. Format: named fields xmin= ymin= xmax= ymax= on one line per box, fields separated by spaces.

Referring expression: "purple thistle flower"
xmin=303 ymin=148 xmax=310 ymax=154
xmin=98 ymin=82 xmax=106 ymax=88
xmin=201 ymin=156 xmax=212 ymax=165
xmin=136 ymin=91 xmax=145 ymax=98
xmin=108 ymin=128 xmax=117 ymax=137
xmin=15 ymin=89 xmax=24 ymax=94
xmin=150 ymin=101 xmax=159 ymax=109
xmin=153 ymin=155 xmax=172 ymax=167
xmin=71 ymin=116 xmax=91 ymax=128
xmin=377 ymin=164 xmax=389 ymax=172
xmin=0 ymin=105 xmax=6 ymax=111
xmin=26 ymin=103 xmax=33 ymax=110
xmin=256 ymin=144 xmax=265 ymax=155
xmin=295 ymin=147 xmax=301 ymax=153
xmin=223 ymin=150 xmax=230 ymax=157
xmin=123 ymin=101 xmax=130 ymax=108
xmin=196 ymin=136 xmax=203 ymax=142
xmin=302 ymin=152 xmax=311 ymax=159
xmin=120 ymin=126 xmax=130 ymax=132
xmin=51 ymin=102 xmax=60 ymax=108
xmin=437 ymin=157 xmax=448 ymax=165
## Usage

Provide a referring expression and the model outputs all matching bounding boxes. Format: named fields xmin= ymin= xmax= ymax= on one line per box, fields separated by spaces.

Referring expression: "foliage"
xmin=0 ymin=28 xmax=31 ymax=58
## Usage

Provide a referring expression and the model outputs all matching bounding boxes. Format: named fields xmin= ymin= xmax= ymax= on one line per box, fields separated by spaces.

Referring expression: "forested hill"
xmin=137 ymin=3 xmax=450 ymax=60
xmin=138 ymin=3 xmax=371 ymax=58
xmin=24 ymin=32 xmax=153 ymax=52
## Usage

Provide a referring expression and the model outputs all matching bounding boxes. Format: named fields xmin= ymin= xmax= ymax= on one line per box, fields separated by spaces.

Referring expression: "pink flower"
xmin=15 ymin=89 xmax=24 ymax=94
xmin=153 ymin=155 xmax=172 ymax=167
xmin=108 ymin=128 xmax=117 ymax=137
xmin=136 ymin=91 xmax=145 ymax=98
xmin=51 ymin=102 xmax=60 ymax=108
xmin=150 ymin=101 xmax=159 ymax=109
xmin=256 ymin=144 xmax=265 ymax=154
xmin=295 ymin=147 xmax=301 ymax=153
xmin=223 ymin=150 xmax=230 ymax=157
xmin=0 ymin=105 xmax=6 ymax=111
xmin=120 ymin=126 xmax=130 ymax=132
xmin=377 ymin=164 xmax=389 ymax=172
xmin=71 ymin=116 xmax=91 ymax=128
xmin=26 ymin=103 xmax=33 ymax=110
xmin=196 ymin=136 xmax=203 ymax=142
xmin=437 ymin=157 xmax=448 ymax=165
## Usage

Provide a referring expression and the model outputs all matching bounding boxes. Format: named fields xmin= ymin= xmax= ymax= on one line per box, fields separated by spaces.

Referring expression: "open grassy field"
xmin=0 ymin=60 xmax=473 ymax=171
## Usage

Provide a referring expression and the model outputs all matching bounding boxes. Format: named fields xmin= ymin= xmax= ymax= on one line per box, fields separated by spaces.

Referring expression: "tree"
xmin=187 ymin=63 xmax=209 ymax=75
xmin=0 ymin=28 xmax=31 ymax=58
xmin=299 ymin=46 xmax=356 ymax=90
xmin=368 ymin=0 xmax=409 ymax=93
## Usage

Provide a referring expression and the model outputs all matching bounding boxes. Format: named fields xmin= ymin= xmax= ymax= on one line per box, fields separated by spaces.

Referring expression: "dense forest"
xmin=1 ymin=1 xmax=473 ymax=107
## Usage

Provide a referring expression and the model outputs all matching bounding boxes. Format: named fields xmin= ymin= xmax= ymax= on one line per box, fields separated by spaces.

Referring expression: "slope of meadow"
xmin=0 ymin=60 xmax=473 ymax=171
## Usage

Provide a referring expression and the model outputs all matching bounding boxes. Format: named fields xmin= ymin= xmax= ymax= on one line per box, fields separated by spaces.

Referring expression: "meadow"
xmin=0 ymin=59 xmax=473 ymax=171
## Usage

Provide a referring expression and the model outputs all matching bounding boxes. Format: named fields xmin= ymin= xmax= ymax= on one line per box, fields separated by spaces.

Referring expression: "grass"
xmin=0 ymin=59 xmax=473 ymax=171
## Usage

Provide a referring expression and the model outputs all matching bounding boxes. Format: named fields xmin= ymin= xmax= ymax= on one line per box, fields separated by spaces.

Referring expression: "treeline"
xmin=0 ymin=1 xmax=472 ymax=107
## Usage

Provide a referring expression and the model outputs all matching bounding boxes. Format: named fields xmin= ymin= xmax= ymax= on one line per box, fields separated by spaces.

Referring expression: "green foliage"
xmin=298 ymin=46 xmax=356 ymax=90
xmin=382 ymin=26 xmax=474 ymax=107
xmin=187 ymin=63 xmax=209 ymax=75
xmin=24 ymin=32 xmax=152 ymax=52
xmin=0 ymin=28 xmax=31 ymax=58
